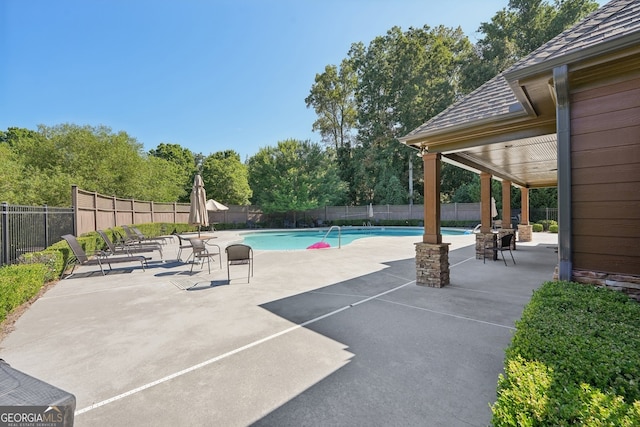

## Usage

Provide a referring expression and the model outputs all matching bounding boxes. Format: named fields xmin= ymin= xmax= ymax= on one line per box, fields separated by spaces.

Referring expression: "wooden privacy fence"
xmin=303 ymin=203 xmax=481 ymax=223
xmin=73 ymin=186 xmax=190 ymax=236
xmin=73 ymin=186 xmax=263 ymax=236
xmin=73 ymin=186 xmax=482 ymax=235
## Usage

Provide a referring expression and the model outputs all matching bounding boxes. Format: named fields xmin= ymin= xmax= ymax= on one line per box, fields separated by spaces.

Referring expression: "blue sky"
xmin=1 ymin=0 xmax=606 ymax=161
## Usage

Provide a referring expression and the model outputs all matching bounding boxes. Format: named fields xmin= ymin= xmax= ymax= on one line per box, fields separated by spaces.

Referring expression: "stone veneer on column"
xmin=518 ymin=224 xmax=533 ymax=242
xmin=415 ymin=242 xmax=450 ymax=287
xmin=475 ymin=233 xmax=496 ymax=260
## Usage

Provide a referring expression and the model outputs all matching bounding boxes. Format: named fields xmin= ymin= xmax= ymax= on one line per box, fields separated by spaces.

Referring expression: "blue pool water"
xmin=240 ymin=227 xmax=468 ymax=250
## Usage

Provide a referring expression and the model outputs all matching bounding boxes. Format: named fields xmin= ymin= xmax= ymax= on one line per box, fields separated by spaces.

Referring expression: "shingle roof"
xmin=401 ymin=0 xmax=640 ymax=141
xmin=401 ymin=73 xmax=523 ymax=139
xmin=508 ymin=0 xmax=640 ymax=73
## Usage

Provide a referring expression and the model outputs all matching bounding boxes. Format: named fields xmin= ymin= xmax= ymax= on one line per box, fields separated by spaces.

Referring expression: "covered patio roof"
xmin=399 ymin=0 xmax=640 ymax=189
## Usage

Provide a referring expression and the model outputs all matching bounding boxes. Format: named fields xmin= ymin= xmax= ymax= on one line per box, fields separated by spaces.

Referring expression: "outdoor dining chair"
xmin=175 ymin=233 xmax=193 ymax=262
xmin=483 ymin=233 xmax=516 ymax=266
xmin=61 ymin=234 xmax=147 ymax=277
xmin=189 ymin=238 xmax=222 ymax=274
xmin=225 ymin=244 xmax=253 ymax=283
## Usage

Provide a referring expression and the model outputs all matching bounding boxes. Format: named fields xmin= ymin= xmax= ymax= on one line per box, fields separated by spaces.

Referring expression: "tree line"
xmin=0 ymin=0 xmax=598 ymax=214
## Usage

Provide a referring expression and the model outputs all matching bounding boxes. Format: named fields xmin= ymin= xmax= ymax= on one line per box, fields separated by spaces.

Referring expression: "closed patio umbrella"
xmin=189 ymin=174 xmax=208 ymax=236
xmin=491 ymin=197 xmax=498 ymax=219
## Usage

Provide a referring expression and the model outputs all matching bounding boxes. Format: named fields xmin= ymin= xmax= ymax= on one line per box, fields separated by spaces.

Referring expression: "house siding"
xmin=570 ymin=72 xmax=640 ymax=277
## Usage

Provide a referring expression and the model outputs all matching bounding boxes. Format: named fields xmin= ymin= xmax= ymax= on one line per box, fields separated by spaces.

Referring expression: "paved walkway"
xmin=0 ymin=230 xmax=558 ymax=426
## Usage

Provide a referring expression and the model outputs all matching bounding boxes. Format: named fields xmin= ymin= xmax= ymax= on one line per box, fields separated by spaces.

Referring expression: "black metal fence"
xmin=531 ymin=207 xmax=558 ymax=223
xmin=0 ymin=203 xmax=75 ymax=267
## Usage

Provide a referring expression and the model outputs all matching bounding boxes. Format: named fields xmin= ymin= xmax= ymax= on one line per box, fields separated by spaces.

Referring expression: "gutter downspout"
xmin=554 ymin=65 xmax=572 ymax=280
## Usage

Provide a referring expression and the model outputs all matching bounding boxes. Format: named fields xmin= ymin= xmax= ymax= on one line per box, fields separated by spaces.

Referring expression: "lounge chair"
xmin=119 ymin=226 xmax=165 ymax=251
xmin=61 ymin=234 xmax=147 ymax=277
xmin=131 ymin=226 xmax=173 ymax=245
xmin=225 ymin=244 xmax=253 ymax=283
xmin=189 ymin=238 xmax=221 ymax=274
xmin=97 ymin=230 xmax=163 ymax=259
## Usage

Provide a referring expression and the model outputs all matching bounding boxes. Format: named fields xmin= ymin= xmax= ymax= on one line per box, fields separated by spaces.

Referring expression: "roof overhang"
xmin=400 ymin=104 xmax=558 ymax=188
xmin=399 ymin=12 xmax=640 ymax=190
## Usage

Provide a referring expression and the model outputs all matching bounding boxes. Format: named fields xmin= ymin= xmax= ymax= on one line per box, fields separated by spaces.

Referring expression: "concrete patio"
xmin=0 ymin=230 xmax=558 ymax=426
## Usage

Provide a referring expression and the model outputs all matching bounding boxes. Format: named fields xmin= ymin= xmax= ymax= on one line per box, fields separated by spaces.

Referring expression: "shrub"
xmin=492 ymin=281 xmax=640 ymax=425
xmin=18 ymin=251 xmax=60 ymax=283
xmin=134 ymin=222 xmax=193 ymax=237
xmin=537 ymin=219 xmax=557 ymax=231
xmin=549 ymin=224 xmax=558 ymax=233
xmin=0 ymin=264 xmax=48 ymax=323
xmin=532 ymin=223 xmax=544 ymax=232
xmin=492 ymin=356 xmax=554 ymax=426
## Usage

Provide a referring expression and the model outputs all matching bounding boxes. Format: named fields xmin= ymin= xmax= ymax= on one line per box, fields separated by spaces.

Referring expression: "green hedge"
xmin=537 ymin=219 xmax=557 ymax=231
xmin=532 ymin=223 xmax=544 ymax=232
xmin=0 ymin=264 xmax=49 ymax=323
xmin=129 ymin=222 xmax=194 ymax=236
xmin=492 ymin=281 xmax=640 ymax=426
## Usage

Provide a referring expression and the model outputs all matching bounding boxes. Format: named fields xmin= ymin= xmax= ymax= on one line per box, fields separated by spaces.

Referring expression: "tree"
xmin=451 ymin=178 xmax=481 ymax=203
xmin=441 ymin=163 xmax=477 ymax=203
xmin=375 ymin=174 xmax=406 ymax=205
xmin=305 ymin=60 xmax=357 ymax=152
xmin=306 ymin=60 xmax=358 ymax=204
xmin=0 ymin=124 xmax=189 ymax=205
xmin=148 ymin=143 xmax=198 ymax=202
xmin=38 ymin=124 xmax=149 ymax=199
xmin=201 ymin=150 xmax=252 ymax=205
xmin=148 ymin=143 xmax=196 ymax=170
xmin=462 ymin=0 xmax=599 ymax=89
xmin=247 ymin=140 xmax=346 ymax=217
xmin=137 ymin=156 xmax=188 ymax=202
xmin=0 ymin=143 xmax=24 ymax=203
xmin=351 ymin=25 xmax=472 ymax=143
xmin=345 ymin=25 xmax=474 ymax=204
xmin=530 ymin=187 xmax=558 ymax=208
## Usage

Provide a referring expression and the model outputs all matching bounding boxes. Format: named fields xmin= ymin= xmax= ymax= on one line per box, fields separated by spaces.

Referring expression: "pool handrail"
xmin=321 ymin=225 xmax=341 ymax=248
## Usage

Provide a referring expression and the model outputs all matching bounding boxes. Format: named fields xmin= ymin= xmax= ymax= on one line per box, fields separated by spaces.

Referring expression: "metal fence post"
xmin=1 ymin=202 xmax=9 ymax=266
xmin=71 ymin=185 xmax=78 ymax=236
xmin=43 ymin=204 xmax=49 ymax=248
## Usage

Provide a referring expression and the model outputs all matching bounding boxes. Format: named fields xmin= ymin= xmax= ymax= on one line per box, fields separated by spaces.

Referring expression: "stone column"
xmin=476 ymin=232 xmax=496 ymax=260
xmin=480 ymin=172 xmax=492 ymax=233
xmin=518 ymin=224 xmax=533 ymax=242
xmin=415 ymin=152 xmax=449 ymax=288
xmin=416 ymin=242 xmax=450 ymax=287
xmin=422 ymin=152 xmax=442 ymax=244
xmin=518 ymin=187 xmax=532 ymax=242
xmin=502 ymin=180 xmax=512 ymax=229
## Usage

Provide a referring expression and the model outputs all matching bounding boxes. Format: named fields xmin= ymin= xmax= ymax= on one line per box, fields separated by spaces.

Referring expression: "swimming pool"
xmin=240 ymin=227 xmax=468 ymax=250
